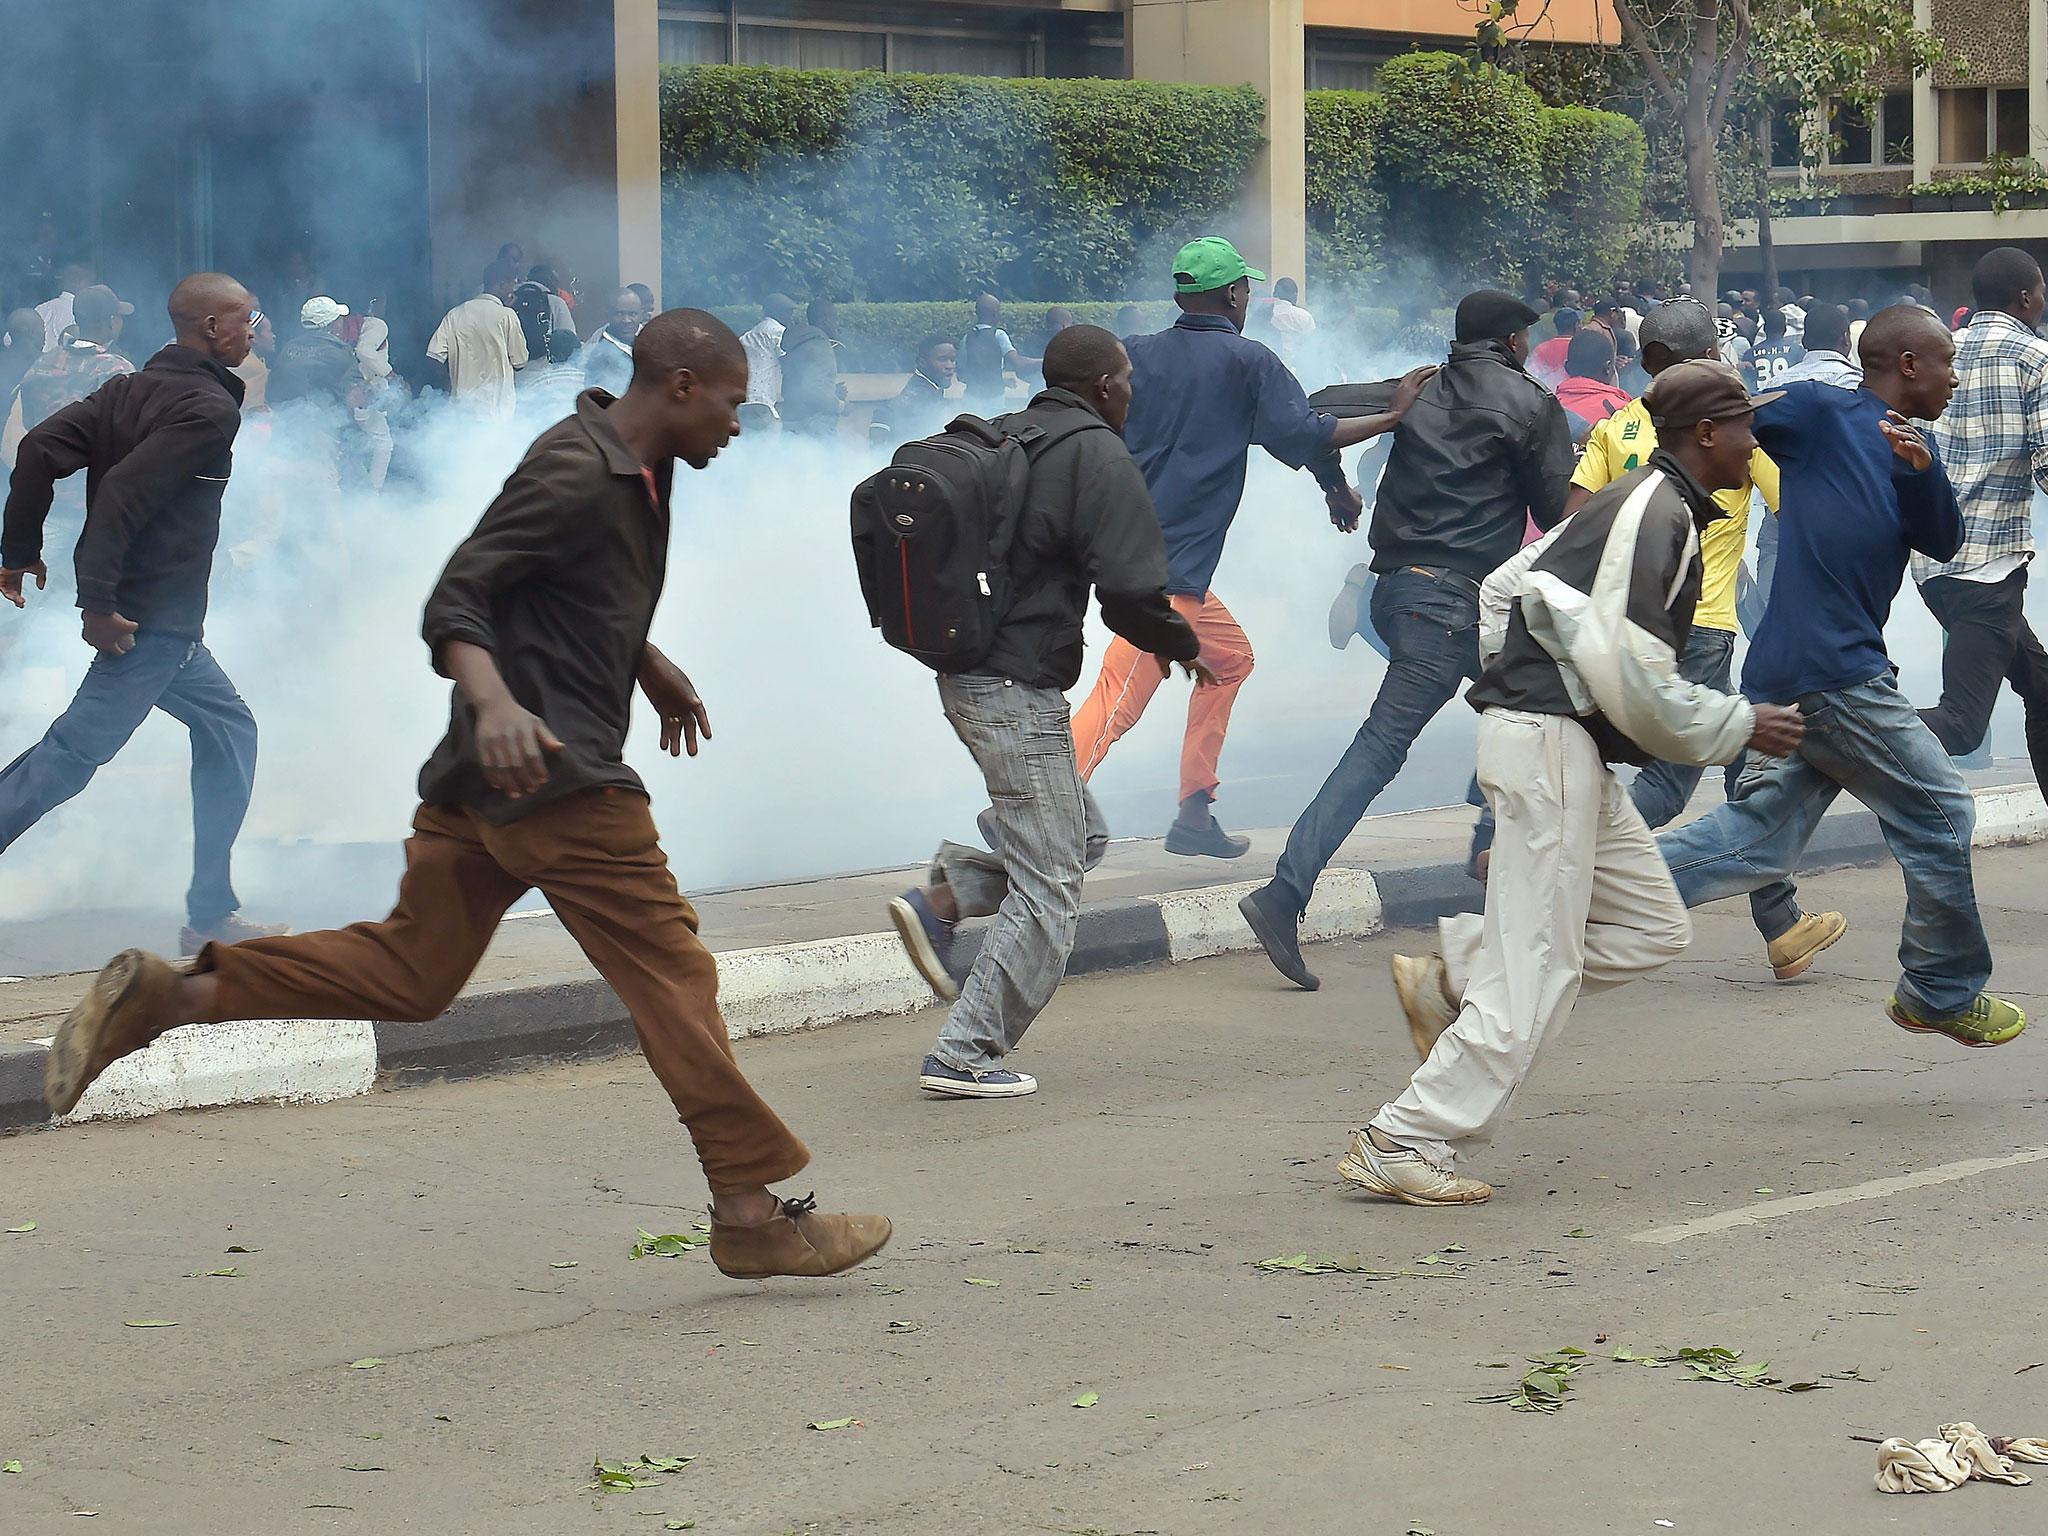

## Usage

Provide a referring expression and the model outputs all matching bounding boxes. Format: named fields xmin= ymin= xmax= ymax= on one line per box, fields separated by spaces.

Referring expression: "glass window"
xmin=736 ymin=24 xmax=884 ymax=71
xmin=1831 ymin=99 xmax=1873 ymax=165
xmin=1882 ymin=91 xmax=1914 ymax=165
xmin=659 ymin=18 xmax=728 ymax=66
xmin=893 ymin=33 xmax=1031 ymax=77
xmin=1770 ymin=99 xmax=1803 ymax=168
xmin=1941 ymin=86 xmax=1989 ymax=164
xmin=1996 ymin=87 xmax=2032 ymax=158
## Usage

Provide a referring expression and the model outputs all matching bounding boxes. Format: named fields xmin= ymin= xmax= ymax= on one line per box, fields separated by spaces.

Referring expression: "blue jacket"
xmin=1122 ymin=313 xmax=1341 ymax=596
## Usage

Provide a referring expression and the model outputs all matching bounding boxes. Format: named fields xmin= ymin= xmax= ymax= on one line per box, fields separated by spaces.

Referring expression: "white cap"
xmin=299 ymin=296 xmax=350 ymax=329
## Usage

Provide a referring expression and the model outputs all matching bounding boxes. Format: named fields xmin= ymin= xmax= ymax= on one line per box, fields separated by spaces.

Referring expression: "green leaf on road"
xmin=630 ymin=1228 xmax=711 ymax=1260
xmin=594 ymin=1459 xmax=659 ymax=1491
xmin=5 ymin=1222 xmax=35 ymax=1233
xmin=2 ymin=1460 xmax=21 ymax=1474
xmin=348 ymin=1358 xmax=384 ymax=1370
xmin=1071 ymin=1392 xmax=1099 ymax=1409
xmin=123 ymin=1320 xmax=178 ymax=1328
xmin=807 ymin=1418 xmax=859 ymax=1432
xmin=1070 ymin=1280 xmax=1094 ymax=1290
xmin=192 ymin=1267 xmax=241 ymax=1278
xmin=1564 ymin=1228 xmax=1591 ymax=1239
xmin=963 ymin=1277 xmax=999 ymax=1287
xmin=339 ymin=1464 xmax=384 ymax=1473
xmin=550 ymin=1261 xmax=578 ymax=1269
xmin=664 ymin=1522 xmax=696 ymax=1531
xmin=633 ymin=1455 xmax=696 ymax=1473
xmin=225 ymin=1246 xmax=257 ymax=1254
xmin=886 ymin=1320 xmax=921 ymax=1334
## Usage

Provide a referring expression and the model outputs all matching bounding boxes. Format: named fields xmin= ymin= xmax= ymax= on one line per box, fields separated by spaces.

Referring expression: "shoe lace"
xmin=778 ymin=1192 xmax=818 ymax=1220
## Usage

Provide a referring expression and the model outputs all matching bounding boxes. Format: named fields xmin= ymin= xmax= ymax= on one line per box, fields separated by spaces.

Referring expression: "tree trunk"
xmin=1683 ymin=113 xmax=1724 ymax=298
xmin=1758 ymin=188 xmax=1779 ymax=302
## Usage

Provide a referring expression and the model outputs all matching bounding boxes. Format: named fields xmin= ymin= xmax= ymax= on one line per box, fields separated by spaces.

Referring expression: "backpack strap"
xmin=1000 ymin=414 xmax=1114 ymax=458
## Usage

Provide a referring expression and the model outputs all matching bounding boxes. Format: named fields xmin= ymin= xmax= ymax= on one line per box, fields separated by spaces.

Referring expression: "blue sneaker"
xmin=918 ymin=1055 xmax=1038 ymax=1099
xmin=888 ymin=888 xmax=959 ymax=1002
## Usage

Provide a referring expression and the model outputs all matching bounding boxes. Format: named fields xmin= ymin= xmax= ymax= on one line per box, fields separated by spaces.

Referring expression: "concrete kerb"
xmin=2 ymin=784 xmax=2041 ymax=1133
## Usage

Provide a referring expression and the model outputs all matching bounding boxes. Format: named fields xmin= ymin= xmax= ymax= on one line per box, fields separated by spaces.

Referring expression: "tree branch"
xmin=1708 ymin=0 xmax=1754 ymax=134
xmin=1615 ymin=1 xmax=1683 ymax=111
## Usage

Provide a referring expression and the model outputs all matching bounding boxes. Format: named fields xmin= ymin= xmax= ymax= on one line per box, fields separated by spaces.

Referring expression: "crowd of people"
xmin=2 ymin=223 xmax=2045 ymax=1274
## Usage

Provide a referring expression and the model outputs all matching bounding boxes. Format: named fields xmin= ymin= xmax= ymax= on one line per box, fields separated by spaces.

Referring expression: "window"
xmin=1881 ymin=91 xmax=1914 ymax=166
xmin=1831 ymin=99 xmax=1873 ymax=165
xmin=1996 ymin=87 xmax=2033 ymax=158
xmin=894 ymin=34 xmax=1030 ymax=76
xmin=656 ymin=6 xmax=1101 ymax=79
xmin=1769 ymin=99 xmax=1803 ymax=168
xmin=660 ymin=18 xmax=727 ymax=65
xmin=1817 ymin=92 xmax=1913 ymax=168
xmin=737 ymin=23 xmax=884 ymax=71
xmin=1306 ymin=35 xmax=1391 ymax=91
xmin=1941 ymin=87 xmax=1990 ymax=164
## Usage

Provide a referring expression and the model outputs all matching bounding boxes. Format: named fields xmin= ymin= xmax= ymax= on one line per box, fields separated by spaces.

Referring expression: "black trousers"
xmin=1918 ymin=566 xmax=2048 ymax=789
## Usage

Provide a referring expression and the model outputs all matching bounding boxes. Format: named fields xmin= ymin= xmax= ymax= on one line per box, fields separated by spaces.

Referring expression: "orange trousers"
xmin=1070 ymin=592 xmax=1255 ymax=804
xmin=199 ymin=788 xmax=809 ymax=1193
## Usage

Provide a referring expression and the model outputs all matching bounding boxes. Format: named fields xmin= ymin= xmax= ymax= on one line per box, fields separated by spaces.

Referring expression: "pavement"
xmin=3 ymin=848 xmax=2047 ymax=1534
xmin=2 ymin=772 xmax=2043 ymax=1130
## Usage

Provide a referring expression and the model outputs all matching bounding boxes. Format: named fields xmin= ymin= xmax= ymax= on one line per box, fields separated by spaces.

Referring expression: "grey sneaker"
xmin=1337 ymin=1128 xmax=1493 ymax=1206
xmin=1390 ymin=953 xmax=1458 ymax=1060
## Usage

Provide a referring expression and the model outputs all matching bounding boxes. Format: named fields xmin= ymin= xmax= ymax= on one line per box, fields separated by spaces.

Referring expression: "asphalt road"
xmin=4 ymin=849 xmax=2047 ymax=1535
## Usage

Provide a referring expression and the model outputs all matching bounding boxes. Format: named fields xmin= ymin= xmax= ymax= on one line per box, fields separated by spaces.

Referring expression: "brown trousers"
xmin=200 ymin=788 xmax=809 ymax=1192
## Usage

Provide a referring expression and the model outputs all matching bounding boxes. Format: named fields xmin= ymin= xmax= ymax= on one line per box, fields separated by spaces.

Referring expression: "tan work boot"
xmin=1390 ymin=953 xmax=1459 ymax=1060
xmin=180 ymin=914 xmax=291 ymax=957
xmin=710 ymin=1194 xmax=893 ymax=1278
xmin=1337 ymin=1128 xmax=1493 ymax=1206
xmin=45 ymin=950 xmax=184 ymax=1117
xmin=1768 ymin=911 xmax=1847 ymax=980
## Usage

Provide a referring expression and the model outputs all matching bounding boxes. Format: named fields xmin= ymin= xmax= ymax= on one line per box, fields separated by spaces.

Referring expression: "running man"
xmin=886 ymin=326 xmax=1207 ymax=1099
xmin=1351 ymin=361 xmax=1805 ymax=1206
xmin=0 ymin=272 xmax=283 ymax=954
xmin=44 ymin=310 xmax=891 ymax=1281
xmin=1658 ymin=306 xmax=2026 ymax=1051
xmin=1913 ymin=248 xmax=2048 ymax=791
xmin=1071 ymin=237 xmax=1413 ymax=857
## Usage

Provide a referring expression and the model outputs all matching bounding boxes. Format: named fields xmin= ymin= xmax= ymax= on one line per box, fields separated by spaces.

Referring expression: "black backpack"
xmin=850 ymin=412 xmax=1107 ymax=672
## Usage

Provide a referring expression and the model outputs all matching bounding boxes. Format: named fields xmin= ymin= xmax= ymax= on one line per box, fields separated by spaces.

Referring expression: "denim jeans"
xmin=0 ymin=631 xmax=257 ymax=926
xmin=1275 ymin=566 xmax=1479 ymax=914
xmin=931 ymin=674 xmax=1106 ymax=1072
xmin=1657 ymin=673 xmax=1990 ymax=1017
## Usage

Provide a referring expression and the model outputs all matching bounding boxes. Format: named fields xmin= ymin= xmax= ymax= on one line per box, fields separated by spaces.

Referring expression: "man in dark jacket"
xmin=885 ymin=325 xmax=1211 ymax=1099
xmin=778 ymin=299 xmax=843 ymax=439
xmin=868 ymin=333 xmax=956 ymax=447
xmin=1241 ymin=289 xmax=1574 ymax=990
xmin=43 ymin=309 xmax=893 ymax=1280
xmin=0 ymin=271 xmax=284 ymax=954
xmin=1347 ymin=361 xmax=1806 ymax=1206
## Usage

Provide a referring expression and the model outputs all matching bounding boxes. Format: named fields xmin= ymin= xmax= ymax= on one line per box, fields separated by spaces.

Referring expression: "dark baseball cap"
xmin=72 ymin=285 xmax=134 ymax=329
xmin=1643 ymin=359 xmax=1783 ymax=428
xmin=1453 ymin=289 xmax=1540 ymax=343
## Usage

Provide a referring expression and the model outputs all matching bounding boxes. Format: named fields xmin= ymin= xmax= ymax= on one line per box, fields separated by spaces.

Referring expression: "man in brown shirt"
xmin=44 ymin=310 xmax=891 ymax=1281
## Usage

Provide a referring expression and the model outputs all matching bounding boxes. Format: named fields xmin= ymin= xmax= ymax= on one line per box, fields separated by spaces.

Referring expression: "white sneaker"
xmin=1390 ymin=953 xmax=1458 ymax=1061
xmin=1337 ymin=1128 xmax=1493 ymax=1206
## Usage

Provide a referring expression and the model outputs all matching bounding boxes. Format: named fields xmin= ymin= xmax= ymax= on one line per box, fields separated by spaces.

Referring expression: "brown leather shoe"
xmin=180 ymin=914 xmax=291 ymax=956
xmin=45 ymin=950 xmax=183 ymax=1117
xmin=709 ymin=1194 xmax=893 ymax=1279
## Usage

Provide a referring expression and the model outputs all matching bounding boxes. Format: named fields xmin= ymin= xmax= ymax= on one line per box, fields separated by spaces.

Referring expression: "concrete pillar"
xmin=1913 ymin=0 xmax=1937 ymax=181
xmin=2032 ymin=0 xmax=2048 ymax=164
xmin=1129 ymin=0 xmax=1306 ymax=289
xmin=616 ymin=0 xmax=665 ymax=306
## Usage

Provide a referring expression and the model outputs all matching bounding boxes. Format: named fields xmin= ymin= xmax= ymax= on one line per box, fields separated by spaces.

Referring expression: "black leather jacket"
xmin=1368 ymin=339 xmax=1576 ymax=583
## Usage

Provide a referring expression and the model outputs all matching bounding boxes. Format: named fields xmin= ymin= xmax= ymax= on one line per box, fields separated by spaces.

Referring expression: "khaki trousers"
xmin=1372 ymin=710 xmax=1692 ymax=1169
xmin=200 ymin=788 xmax=809 ymax=1192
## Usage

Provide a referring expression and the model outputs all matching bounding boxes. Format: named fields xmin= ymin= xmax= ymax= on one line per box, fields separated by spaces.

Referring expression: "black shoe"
xmin=1238 ymin=883 xmax=1319 ymax=991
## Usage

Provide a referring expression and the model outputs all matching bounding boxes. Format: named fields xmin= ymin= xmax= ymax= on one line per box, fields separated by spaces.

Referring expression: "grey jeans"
xmin=930 ymin=674 xmax=1107 ymax=1072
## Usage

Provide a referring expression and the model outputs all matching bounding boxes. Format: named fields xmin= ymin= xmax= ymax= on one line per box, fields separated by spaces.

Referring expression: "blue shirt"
xmin=1122 ymin=313 xmax=1341 ymax=596
xmin=1742 ymin=382 xmax=1962 ymax=702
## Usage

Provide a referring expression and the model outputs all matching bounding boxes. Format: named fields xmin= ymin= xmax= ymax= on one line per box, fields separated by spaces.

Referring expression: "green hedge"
xmin=1306 ymin=53 xmax=1644 ymax=299
xmin=662 ymin=67 xmax=1265 ymax=305
xmin=711 ymin=301 xmax=1179 ymax=373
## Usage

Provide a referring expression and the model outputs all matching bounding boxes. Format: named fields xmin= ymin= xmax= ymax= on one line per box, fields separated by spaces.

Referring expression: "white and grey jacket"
xmin=1467 ymin=450 xmax=1755 ymax=767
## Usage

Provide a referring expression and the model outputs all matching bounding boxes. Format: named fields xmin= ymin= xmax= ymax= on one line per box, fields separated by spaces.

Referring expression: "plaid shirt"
xmin=1919 ymin=310 xmax=2048 ymax=581
xmin=18 ymin=338 xmax=134 ymax=431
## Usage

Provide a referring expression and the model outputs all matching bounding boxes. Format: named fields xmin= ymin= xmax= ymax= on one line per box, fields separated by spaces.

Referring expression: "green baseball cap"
xmin=1172 ymin=236 xmax=1264 ymax=295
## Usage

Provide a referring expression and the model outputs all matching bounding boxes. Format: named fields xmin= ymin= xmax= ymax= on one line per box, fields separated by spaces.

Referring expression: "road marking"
xmin=1631 ymin=1146 xmax=2048 ymax=1245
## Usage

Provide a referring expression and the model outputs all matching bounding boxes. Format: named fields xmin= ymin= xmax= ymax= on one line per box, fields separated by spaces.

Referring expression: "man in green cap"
xmin=1072 ymin=237 xmax=1431 ymax=856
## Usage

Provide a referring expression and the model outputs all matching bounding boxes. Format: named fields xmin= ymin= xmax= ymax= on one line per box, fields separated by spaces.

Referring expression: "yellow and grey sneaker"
xmin=1337 ymin=1128 xmax=1493 ymax=1206
xmin=1889 ymin=993 xmax=2026 ymax=1049
xmin=1390 ymin=953 xmax=1459 ymax=1060
xmin=1767 ymin=910 xmax=1847 ymax=979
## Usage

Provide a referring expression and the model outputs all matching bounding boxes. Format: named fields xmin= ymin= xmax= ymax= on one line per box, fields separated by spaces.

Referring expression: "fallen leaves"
xmin=550 ymin=1261 xmax=578 ymax=1270
xmin=1613 ymin=1344 xmax=1831 ymax=1393
xmin=593 ymin=1453 xmax=697 ymax=1491
xmin=1072 ymin=1392 xmax=1100 ymax=1409
xmin=885 ymin=1320 xmax=921 ymax=1334
xmin=807 ymin=1418 xmax=860 ymax=1432
xmin=2 ymin=1460 xmax=21 ymax=1474
xmin=1472 ymin=1347 xmax=1591 ymax=1413
xmin=963 ymin=1277 xmax=1000 ymax=1287
xmin=347 ymin=1358 xmax=384 ymax=1371
xmin=5 ymin=1222 xmax=35 ymax=1234
xmin=630 ymin=1226 xmax=710 ymax=1260
xmin=189 ymin=1267 xmax=241 ymax=1279
xmin=122 ymin=1320 xmax=178 ymax=1329
xmin=1254 ymin=1248 xmax=1466 ymax=1279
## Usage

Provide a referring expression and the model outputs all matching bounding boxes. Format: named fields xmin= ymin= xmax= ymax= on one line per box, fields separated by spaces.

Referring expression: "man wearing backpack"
xmin=1070 ymin=237 xmax=1416 ymax=858
xmin=958 ymin=293 xmax=1037 ymax=412
xmin=871 ymin=326 xmax=1211 ymax=1099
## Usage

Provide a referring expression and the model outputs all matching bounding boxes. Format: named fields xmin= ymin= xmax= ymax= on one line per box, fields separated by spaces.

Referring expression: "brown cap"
xmin=1644 ymin=358 xmax=1782 ymax=428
